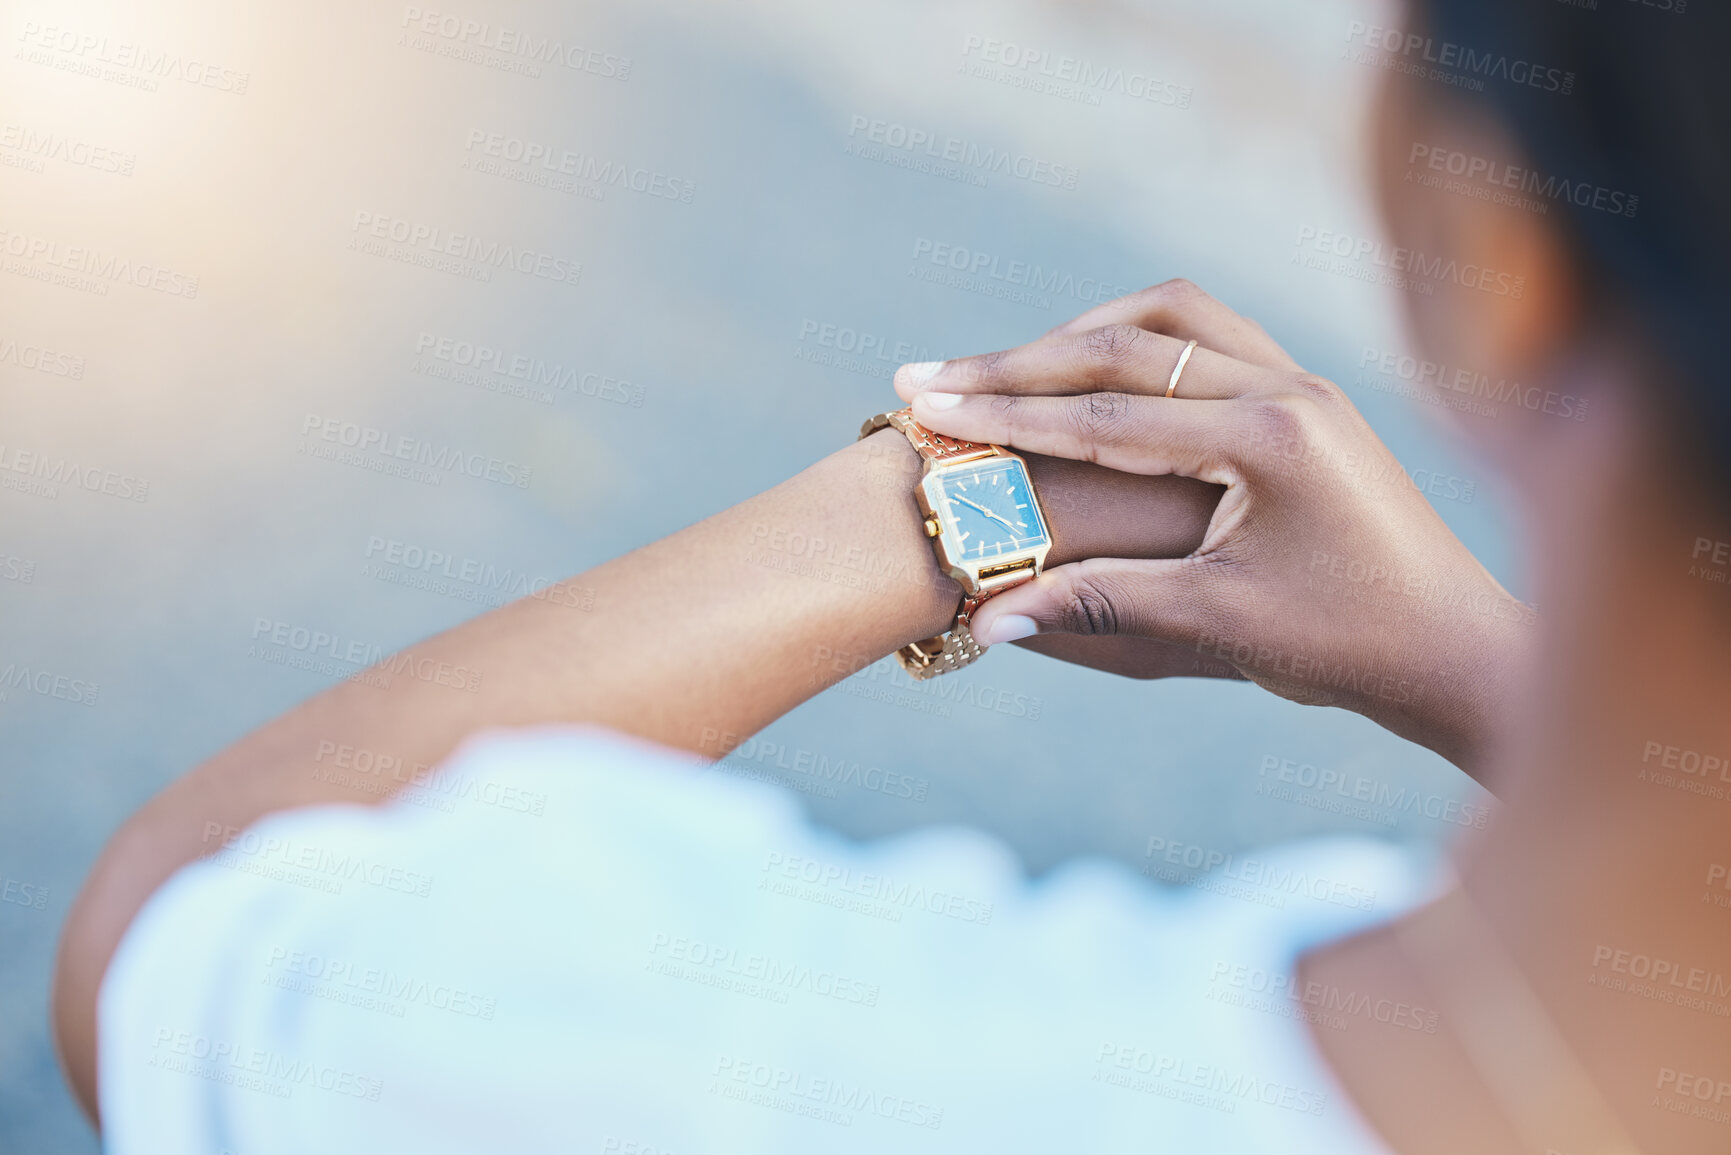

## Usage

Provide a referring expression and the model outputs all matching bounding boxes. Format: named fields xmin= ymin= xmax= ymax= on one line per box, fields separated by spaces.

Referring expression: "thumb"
xmin=969 ymin=556 xmax=1222 ymax=648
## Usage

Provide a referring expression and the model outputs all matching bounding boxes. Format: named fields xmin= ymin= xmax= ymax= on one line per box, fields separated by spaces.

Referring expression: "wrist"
xmin=1025 ymin=453 xmax=1220 ymax=564
xmin=1374 ymin=581 xmax=1537 ymax=779
xmin=842 ymin=430 xmax=964 ymax=642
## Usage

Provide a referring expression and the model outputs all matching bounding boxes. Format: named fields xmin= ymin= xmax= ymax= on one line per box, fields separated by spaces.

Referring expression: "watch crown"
xmin=924 ymin=516 xmax=941 ymax=538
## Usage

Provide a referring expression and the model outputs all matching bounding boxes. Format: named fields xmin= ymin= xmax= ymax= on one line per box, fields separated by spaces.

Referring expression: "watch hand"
xmin=953 ymin=495 xmax=1020 ymax=533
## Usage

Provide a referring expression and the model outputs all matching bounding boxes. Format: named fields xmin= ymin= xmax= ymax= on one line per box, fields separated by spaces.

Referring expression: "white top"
xmin=100 ymin=726 xmax=1434 ymax=1154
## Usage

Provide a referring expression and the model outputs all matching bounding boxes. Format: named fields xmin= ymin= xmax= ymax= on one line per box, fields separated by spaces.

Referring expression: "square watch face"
xmin=927 ymin=459 xmax=1050 ymax=562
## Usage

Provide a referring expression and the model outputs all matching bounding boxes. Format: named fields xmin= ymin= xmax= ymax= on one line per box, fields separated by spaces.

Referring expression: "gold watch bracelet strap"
xmin=862 ymin=408 xmax=997 ymax=466
xmin=859 ymin=408 xmax=1034 ymax=680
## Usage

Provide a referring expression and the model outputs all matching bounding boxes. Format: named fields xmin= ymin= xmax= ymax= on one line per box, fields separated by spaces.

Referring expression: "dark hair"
xmin=1416 ymin=0 xmax=1730 ymax=469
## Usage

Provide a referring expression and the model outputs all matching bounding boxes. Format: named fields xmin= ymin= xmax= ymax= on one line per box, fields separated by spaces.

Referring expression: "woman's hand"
xmin=894 ymin=280 xmax=1535 ymax=777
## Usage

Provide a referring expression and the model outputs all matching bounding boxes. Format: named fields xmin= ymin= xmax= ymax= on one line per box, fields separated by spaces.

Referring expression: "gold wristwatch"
xmin=860 ymin=408 xmax=1052 ymax=679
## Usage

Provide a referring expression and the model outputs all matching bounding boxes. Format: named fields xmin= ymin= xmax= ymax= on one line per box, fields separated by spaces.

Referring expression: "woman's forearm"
xmin=53 ymin=428 xmax=1220 ymax=1119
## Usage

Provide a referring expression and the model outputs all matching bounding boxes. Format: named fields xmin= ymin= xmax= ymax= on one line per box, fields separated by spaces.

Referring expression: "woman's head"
xmin=1375 ymin=0 xmax=1729 ymax=503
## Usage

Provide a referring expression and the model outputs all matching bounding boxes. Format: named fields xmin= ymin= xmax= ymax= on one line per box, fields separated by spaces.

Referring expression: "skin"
xmin=894 ymin=281 xmax=1536 ymax=785
xmin=50 ymin=432 xmax=1222 ymax=1124
xmin=897 ymin=54 xmax=1731 ymax=1155
xmin=1306 ymin=77 xmax=1731 ymax=1155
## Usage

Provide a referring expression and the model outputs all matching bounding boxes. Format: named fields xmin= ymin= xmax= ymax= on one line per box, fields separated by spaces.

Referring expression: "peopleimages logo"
xmin=1294 ymin=226 xmax=1525 ymax=298
xmin=711 ymin=731 xmax=931 ymax=802
xmin=463 ymin=130 xmax=693 ymax=203
xmin=0 ymin=875 xmax=49 ymax=910
xmin=796 ymin=319 xmax=930 ymax=374
xmin=1144 ymin=836 xmax=1377 ymax=911
xmin=201 ymin=821 xmax=436 ymax=898
xmin=348 ymin=212 xmax=580 ymax=287
xmin=0 ymin=333 xmax=85 ymax=378
xmin=1407 ymin=143 xmax=1637 ymax=219
xmin=1655 ymin=1066 xmax=1731 ymax=1126
xmin=0 ymin=123 xmax=136 ymax=175
xmin=760 ymin=851 xmax=994 ymax=925
xmin=264 ymin=946 xmax=497 ymax=1019
xmin=15 ymin=22 xmax=252 ymax=94
xmin=847 ymin=115 xmax=1080 ymax=190
xmin=1590 ymin=945 xmax=1731 ymax=1001
xmin=1257 ymin=754 xmax=1490 ymax=829
xmin=1357 ymin=346 xmax=1588 ymax=421
xmin=313 ymin=739 xmax=548 ymax=815
xmin=0 ymin=663 xmax=99 ymax=706
xmin=399 ymin=7 xmax=632 ymax=79
xmin=0 ymin=443 xmax=149 ymax=502
xmin=149 ymin=1028 xmax=383 ymax=1100
xmin=249 ymin=615 xmax=484 ymax=693
xmin=1344 ymin=21 xmax=1575 ymax=95
xmin=0 ymin=227 xmax=199 ymax=297
xmin=299 ymin=414 xmax=533 ymax=489
xmin=711 ymin=1055 xmax=944 ymax=1130
xmin=907 ymin=237 xmax=1134 ymax=308
xmin=1206 ymin=960 xmax=1440 ymax=1033
xmin=362 ymin=534 xmax=594 ymax=611
xmin=648 ymin=933 xmax=881 ymax=1007
xmin=958 ymin=34 xmax=1192 ymax=108
xmin=1093 ymin=1043 xmax=1328 ymax=1116
xmin=413 ymin=332 xmax=644 ymax=406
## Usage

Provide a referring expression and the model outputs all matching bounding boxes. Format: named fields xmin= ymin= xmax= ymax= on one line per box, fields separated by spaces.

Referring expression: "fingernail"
xmin=977 ymin=614 xmax=1037 ymax=645
xmin=898 ymin=361 xmax=946 ymax=388
xmin=916 ymin=392 xmax=963 ymax=411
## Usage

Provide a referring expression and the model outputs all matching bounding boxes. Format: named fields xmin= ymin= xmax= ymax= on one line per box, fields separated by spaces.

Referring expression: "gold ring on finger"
xmin=1165 ymin=339 xmax=1198 ymax=399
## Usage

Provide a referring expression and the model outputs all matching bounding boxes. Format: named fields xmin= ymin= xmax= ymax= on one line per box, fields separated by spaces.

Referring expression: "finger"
xmin=970 ymin=555 xmax=1232 ymax=650
xmin=1010 ymin=634 xmax=1250 ymax=683
xmin=909 ymin=390 xmax=1244 ymax=484
xmin=1044 ymin=278 xmax=1302 ymax=373
xmin=894 ymin=326 xmax=1265 ymax=402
